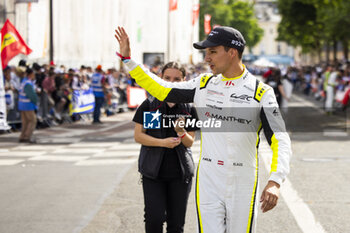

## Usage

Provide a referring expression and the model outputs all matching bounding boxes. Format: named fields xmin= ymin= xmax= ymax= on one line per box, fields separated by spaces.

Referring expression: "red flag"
xmin=169 ymin=0 xmax=178 ymax=11
xmin=1 ymin=19 xmax=32 ymax=68
xmin=192 ymin=4 xmax=200 ymax=25
xmin=204 ymin=14 xmax=212 ymax=35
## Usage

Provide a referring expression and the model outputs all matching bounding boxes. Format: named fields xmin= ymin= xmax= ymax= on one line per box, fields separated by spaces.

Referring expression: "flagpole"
xmin=167 ymin=0 xmax=170 ymax=63
xmin=49 ymin=0 xmax=54 ymax=64
xmin=3 ymin=0 xmax=6 ymax=23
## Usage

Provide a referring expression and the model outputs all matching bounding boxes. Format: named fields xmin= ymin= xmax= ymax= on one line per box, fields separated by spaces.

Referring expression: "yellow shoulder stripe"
xmin=254 ymin=81 xmax=269 ymax=102
xmin=199 ymin=74 xmax=213 ymax=89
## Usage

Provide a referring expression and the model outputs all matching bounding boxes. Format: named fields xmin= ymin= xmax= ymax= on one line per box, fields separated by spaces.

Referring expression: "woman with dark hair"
xmin=132 ymin=62 xmax=198 ymax=233
xmin=266 ymin=68 xmax=288 ymax=106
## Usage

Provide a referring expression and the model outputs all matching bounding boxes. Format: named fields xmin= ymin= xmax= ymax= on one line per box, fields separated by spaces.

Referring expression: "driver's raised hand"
xmin=114 ymin=26 xmax=131 ymax=57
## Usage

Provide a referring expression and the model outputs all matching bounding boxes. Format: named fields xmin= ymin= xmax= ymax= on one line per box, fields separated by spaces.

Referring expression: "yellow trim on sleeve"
xmin=129 ymin=66 xmax=172 ymax=101
xmin=270 ymin=134 xmax=279 ymax=173
xmin=196 ymin=132 xmax=204 ymax=232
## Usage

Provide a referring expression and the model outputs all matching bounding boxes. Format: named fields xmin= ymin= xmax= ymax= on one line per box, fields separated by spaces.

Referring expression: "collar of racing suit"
xmin=221 ymin=64 xmax=246 ymax=81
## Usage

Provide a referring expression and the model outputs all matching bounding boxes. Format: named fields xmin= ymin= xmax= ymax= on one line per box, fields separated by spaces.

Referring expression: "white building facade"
xmin=1 ymin=0 xmax=200 ymax=68
xmin=251 ymin=0 xmax=298 ymax=61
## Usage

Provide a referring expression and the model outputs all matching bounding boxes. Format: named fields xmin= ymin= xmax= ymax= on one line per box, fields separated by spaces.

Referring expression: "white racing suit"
xmin=125 ymin=60 xmax=291 ymax=233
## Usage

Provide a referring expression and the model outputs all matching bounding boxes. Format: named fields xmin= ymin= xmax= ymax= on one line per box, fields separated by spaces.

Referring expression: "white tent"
xmin=252 ymin=57 xmax=276 ymax=67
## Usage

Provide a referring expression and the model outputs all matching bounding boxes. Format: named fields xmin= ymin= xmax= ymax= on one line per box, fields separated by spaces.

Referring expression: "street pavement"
xmin=0 ymin=93 xmax=349 ymax=233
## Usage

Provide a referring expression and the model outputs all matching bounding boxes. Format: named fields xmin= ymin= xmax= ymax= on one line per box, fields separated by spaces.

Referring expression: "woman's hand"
xmin=174 ymin=117 xmax=186 ymax=134
xmin=162 ymin=137 xmax=181 ymax=148
xmin=114 ymin=26 xmax=131 ymax=57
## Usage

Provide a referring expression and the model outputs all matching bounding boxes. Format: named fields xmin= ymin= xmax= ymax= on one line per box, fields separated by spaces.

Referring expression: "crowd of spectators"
xmin=3 ymin=60 xmax=132 ymax=131
xmin=248 ymin=61 xmax=350 ymax=114
xmin=3 ymin=58 xmax=349 ymax=134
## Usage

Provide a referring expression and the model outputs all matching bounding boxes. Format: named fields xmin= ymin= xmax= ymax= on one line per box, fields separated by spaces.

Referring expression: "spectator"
xmin=54 ymin=73 xmax=70 ymax=116
xmin=91 ymin=65 xmax=106 ymax=124
xmin=18 ymin=68 xmax=37 ymax=143
xmin=4 ymin=66 xmax=16 ymax=112
xmin=265 ymin=68 xmax=288 ymax=106
xmin=133 ymin=62 xmax=198 ymax=233
xmin=325 ymin=66 xmax=338 ymax=114
xmin=281 ymin=68 xmax=294 ymax=112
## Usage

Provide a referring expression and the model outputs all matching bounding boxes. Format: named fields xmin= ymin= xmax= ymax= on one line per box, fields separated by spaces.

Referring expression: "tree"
xmin=277 ymin=0 xmax=350 ymax=62
xmin=318 ymin=0 xmax=350 ymax=61
xmin=199 ymin=0 xmax=263 ymax=51
xmin=277 ymin=0 xmax=323 ymax=58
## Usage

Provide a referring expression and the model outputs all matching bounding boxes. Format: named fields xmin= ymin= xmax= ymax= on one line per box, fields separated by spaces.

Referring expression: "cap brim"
xmin=193 ymin=39 xmax=219 ymax=49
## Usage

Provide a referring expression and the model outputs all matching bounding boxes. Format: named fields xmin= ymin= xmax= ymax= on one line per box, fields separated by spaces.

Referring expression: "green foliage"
xmin=277 ymin=0 xmax=350 ymax=55
xmin=199 ymin=0 xmax=263 ymax=49
xmin=277 ymin=0 xmax=322 ymax=53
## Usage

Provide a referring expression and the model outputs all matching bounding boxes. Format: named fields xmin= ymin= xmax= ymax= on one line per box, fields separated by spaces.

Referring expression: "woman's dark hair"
xmin=25 ymin=67 xmax=34 ymax=75
xmin=161 ymin=62 xmax=186 ymax=79
xmin=48 ymin=70 xmax=56 ymax=77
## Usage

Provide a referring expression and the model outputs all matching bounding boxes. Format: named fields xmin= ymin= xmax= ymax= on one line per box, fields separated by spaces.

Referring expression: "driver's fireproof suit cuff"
xmin=268 ymin=173 xmax=284 ymax=186
xmin=122 ymin=59 xmax=138 ymax=71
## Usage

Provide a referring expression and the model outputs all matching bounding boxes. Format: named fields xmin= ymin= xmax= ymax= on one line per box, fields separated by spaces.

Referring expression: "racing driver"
xmin=115 ymin=26 xmax=292 ymax=233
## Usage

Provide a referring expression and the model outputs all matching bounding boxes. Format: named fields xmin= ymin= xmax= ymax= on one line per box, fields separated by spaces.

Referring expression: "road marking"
xmin=0 ymin=151 xmax=46 ymax=157
xmin=75 ymin=158 xmax=137 ymax=166
xmin=38 ymin=138 xmax=81 ymax=144
xmin=67 ymin=142 xmax=119 ymax=148
xmin=0 ymin=159 xmax=24 ymax=165
xmin=92 ymin=150 xmax=139 ymax=157
xmin=301 ymin=157 xmax=350 ymax=162
xmin=106 ymin=130 xmax=134 ymax=138
xmin=0 ymin=139 xmax=202 ymax=166
xmin=259 ymin=139 xmax=327 ymax=233
xmin=28 ymin=155 xmax=90 ymax=162
xmin=52 ymin=148 xmax=104 ymax=154
xmin=57 ymin=121 xmax=131 ymax=138
xmin=109 ymin=144 xmax=142 ymax=150
xmin=323 ymin=131 xmax=348 ymax=137
xmin=13 ymin=145 xmax=65 ymax=150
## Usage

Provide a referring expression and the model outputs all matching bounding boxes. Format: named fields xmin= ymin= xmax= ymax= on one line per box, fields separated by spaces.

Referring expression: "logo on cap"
xmin=231 ymin=40 xmax=244 ymax=47
xmin=209 ymin=31 xmax=219 ymax=36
